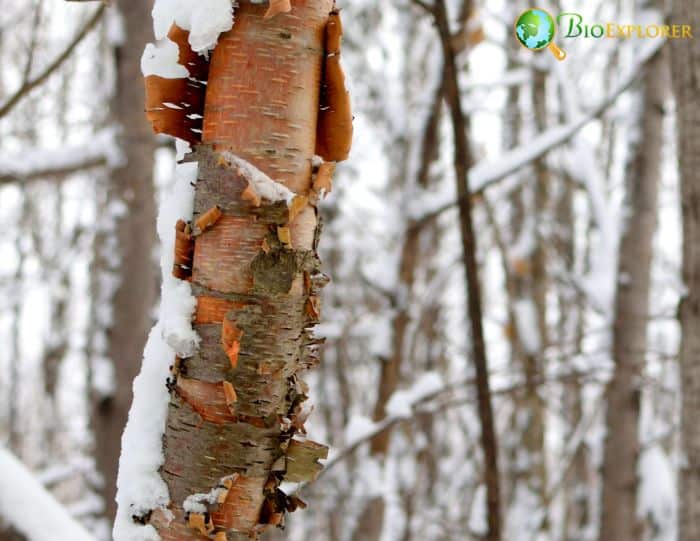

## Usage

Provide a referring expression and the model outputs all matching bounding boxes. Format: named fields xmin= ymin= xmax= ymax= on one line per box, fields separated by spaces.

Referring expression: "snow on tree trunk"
xmin=670 ymin=1 xmax=700 ymax=539
xmin=115 ymin=1 xmax=351 ymax=540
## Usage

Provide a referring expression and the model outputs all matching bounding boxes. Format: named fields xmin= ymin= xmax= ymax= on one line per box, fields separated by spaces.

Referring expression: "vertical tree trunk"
xmin=598 ymin=36 xmax=666 ymax=541
xmin=93 ymin=0 xmax=158 ymax=522
xmin=433 ymin=1 xmax=502 ymax=539
xmin=670 ymin=1 xmax=700 ymax=538
xmin=144 ymin=2 xmax=340 ymax=538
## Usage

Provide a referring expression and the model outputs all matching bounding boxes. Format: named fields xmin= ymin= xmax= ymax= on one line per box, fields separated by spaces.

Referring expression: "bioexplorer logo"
xmin=515 ymin=9 xmax=566 ymax=60
xmin=515 ymin=8 xmax=693 ymax=61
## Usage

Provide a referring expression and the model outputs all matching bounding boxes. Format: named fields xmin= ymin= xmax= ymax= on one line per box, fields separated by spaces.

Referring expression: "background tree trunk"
xmin=93 ymin=0 xmax=158 ymax=522
xmin=433 ymin=0 xmax=502 ymax=538
xmin=670 ymin=1 xmax=700 ymax=539
xmin=598 ymin=33 xmax=667 ymax=541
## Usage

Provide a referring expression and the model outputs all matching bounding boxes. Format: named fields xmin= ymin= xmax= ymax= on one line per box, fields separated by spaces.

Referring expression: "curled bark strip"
xmin=187 ymin=513 xmax=214 ymax=536
xmin=286 ymin=494 xmax=307 ymax=512
xmin=264 ymin=0 xmax=292 ymax=19
xmin=259 ymin=487 xmax=286 ymax=527
xmin=316 ymin=9 xmax=353 ymax=162
xmin=144 ymin=76 xmax=204 ymax=143
xmin=241 ymin=183 xmax=262 ymax=207
xmin=305 ymin=295 xmax=321 ymax=320
xmin=210 ymin=475 xmax=266 ymax=533
xmin=221 ymin=315 xmax=244 ymax=369
xmin=222 ymin=381 xmax=238 ymax=411
xmin=144 ymin=25 xmax=209 ymax=143
xmin=283 ymin=439 xmax=328 ymax=482
xmin=194 ymin=205 xmax=223 ymax=235
xmin=173 ymin=219 xmax=195 ymax=280
xmin=277 ymin=226 xmax=292 ymax=248
xmin=288 ymin=205 xmax=317 ymax=254
xmin=288 ymin=195 xmax=309 ymax=223
xmin=176 ymin=377 xmax=237 ymax=424
xmin=169 ymin=24 xmax=209 ymax=82
xmin=312 ymin=160 xmax=335 ymax=195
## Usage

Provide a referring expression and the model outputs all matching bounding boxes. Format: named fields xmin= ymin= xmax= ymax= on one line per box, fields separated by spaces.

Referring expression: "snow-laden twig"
xmin=0 ymin=448 xmax=96 ymax=541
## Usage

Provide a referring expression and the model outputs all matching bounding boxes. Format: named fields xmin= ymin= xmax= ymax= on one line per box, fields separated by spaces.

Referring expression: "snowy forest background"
xmin=0 ymin=0 xmax=693 ymax=540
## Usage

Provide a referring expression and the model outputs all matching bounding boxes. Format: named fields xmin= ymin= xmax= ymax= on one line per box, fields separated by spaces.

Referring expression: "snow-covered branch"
xmin=0 ymin=130 xmax=121 ymax=185
xmin=412 ymin=38 xmax=666 ymax=225
xmin=0 ymin=448 xmax=96 ymax=541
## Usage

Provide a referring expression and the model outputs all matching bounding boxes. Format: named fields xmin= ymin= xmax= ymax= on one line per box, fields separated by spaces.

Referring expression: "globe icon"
xmin=514 ymin=8 xmax=566 ymax=60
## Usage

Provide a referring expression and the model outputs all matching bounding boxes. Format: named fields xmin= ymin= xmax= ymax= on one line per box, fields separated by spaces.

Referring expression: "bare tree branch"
xmin=432 ymin=0 xmax=502 ymax=537
xmin=410 ymin=37 xmax=666 ymax=230
xmin=0 ymin=4 xmax=105 ymax=119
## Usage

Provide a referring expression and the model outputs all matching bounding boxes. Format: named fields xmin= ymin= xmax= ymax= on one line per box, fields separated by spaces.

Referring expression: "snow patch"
xmin=92 ymin=355 xmax=116 ymax=399
xmin=513 ymin=299 xmax=541 ymax=355
xmin=344 ymin=415 xmax=379 ymax=446
xmin=152 ymin=0 xmax=233 ymax=54
xmin=385 ymin=372 xmax=444 ymax=419
xmin=221 ymin=152 xmax=296 ymax=205
xmin=141 ymin=39 xmax=189 ymax=78
xmin=639 ymin=445 xmax=676 ymax=541
xmin=182 ymin=475 xmax=237 ymax=514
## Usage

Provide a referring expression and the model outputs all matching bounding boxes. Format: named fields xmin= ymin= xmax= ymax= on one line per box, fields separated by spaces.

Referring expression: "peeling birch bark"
xmin=144 ymin=25 xmax=209 ymax=143
xmin=143 ymin=1 xmax=347 ymax=539
xmin=315 ymin=9 xmax=353 ymax=162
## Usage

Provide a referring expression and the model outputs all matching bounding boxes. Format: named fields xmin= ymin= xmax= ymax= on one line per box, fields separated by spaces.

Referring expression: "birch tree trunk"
xmin=598 ymin=37 xmax=667 ymax=541
xmin=670 ymin=1 xmax=700 ymax=538
xmin=142 ymin=2 xmax=344 ymax=538
xmin=93 ymin=0 xmax=158 ymax=521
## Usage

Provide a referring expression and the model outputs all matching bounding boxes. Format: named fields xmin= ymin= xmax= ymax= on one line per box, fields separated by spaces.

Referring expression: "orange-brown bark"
xmin=144 ymin=25 xmax=209 ymax=143
xmin=150 ymin=2 xmax=342 ymax=539
xmin=173 ymin=220 xmax=195 ymax=280
xmin=316 ymin=9 xmax=353 ymax=162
